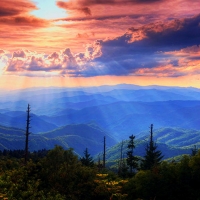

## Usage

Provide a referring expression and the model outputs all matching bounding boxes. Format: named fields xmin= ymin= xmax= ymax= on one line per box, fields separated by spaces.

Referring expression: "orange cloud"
xmin=0 ymin=0 xmax=37 ymax=17
xmin=0 ymin=0 xmax=49 ymax=28
xmin=1 ymin=0 xmax=200 ymax=84
xmin=134 ymin=60 xmax=200 ymax=78
xmin=56 ymin=0 xmax=200 ymax=21
xmin=0 ymin=50 xmax=5 ymax=55
xmin=0 ymin=16 xmax=48 ymax=27
xmin=55 ymin=0 xmax=200 ymax=53
xmin=166 ymin=45 xmax=200 ymax=57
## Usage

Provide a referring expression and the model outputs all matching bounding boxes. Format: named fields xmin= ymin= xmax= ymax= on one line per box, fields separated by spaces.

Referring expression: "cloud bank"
xmin=57 ymin=0 xmax=163 ymax=16
xmin=2 ymin=14 xmax=200 ymax=78
xmin=4 ymin=41 xmax=102 ymax=77
xmin=0 ymin=0 xmax=48 ymax=27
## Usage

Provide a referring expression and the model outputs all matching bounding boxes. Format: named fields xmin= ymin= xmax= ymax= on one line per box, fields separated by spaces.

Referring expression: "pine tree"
xmin=191 ymin=145 xmax=198 ymax=156
xmin=141 ymin=124 xmax=163 ymax=170
xmin=126 ymin=134 xmax=138 ymax=174
xmin=80 ymin=148 xmax=94 ymax=167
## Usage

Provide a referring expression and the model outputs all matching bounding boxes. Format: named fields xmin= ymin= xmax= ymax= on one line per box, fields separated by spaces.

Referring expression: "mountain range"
xmin=0 ymin=84 xmax=200 ymax=159
xmin=0 ymin=124 xmax=196 ymax=159
xmin=0 ymin=124 xmax=116 ymax=156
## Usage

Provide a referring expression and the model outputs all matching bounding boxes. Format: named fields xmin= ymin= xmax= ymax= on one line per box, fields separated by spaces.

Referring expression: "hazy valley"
xmin=1 ymin=84 xmax=200 ymax=159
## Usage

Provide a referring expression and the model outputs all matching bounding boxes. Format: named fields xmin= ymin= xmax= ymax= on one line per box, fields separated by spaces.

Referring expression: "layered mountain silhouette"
xmin=0 ymin=124 xmax=116 ymax=156
xmin=0 ymin=84 xmax=200 ymax=158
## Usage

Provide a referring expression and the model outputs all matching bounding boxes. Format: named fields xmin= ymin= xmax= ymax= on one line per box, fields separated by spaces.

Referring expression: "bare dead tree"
xmin=24 ymin=104 xmax=31 ymax=164
xmin=118 ymin=140 xmax=124 ymax=174
xmin=103 ymin=136 xmax=106 ymax=168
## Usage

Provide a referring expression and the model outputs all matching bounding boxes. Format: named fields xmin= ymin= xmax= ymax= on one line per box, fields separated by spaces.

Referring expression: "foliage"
xmin=141 ymin=124 xmax=163 ymax=170
xmin=126 ymin=135 xmax=138 ymax=175
xmin=80 ymin=148 xmax=94 ymax=167
xmin=95 ymin=172 xmax=128 ymax=200
xmin=39 ymin=145 xmax=99 ymax=199
xmin=0 ymin=146 xmax=105 ymax=199
xmin=0 ymin=149 xmax=48 ymax=161
xmin=123 ymin=151 xmax=200 ymax=200
xmin=2 ymin=146 xmax=200 ymax=199
xmin=191 ymin=145 xmax=198 ymax=156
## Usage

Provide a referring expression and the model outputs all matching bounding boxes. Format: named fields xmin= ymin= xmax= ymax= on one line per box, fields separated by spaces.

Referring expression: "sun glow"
xmin=31 ymin=0 xmax=67 ymax=20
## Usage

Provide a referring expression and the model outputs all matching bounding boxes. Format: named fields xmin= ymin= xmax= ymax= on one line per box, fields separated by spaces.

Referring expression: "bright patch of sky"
xmin=0 ymin=61 xmax=5 ymax=75
xmin=31 ymin=0 xmax=67 ymax=20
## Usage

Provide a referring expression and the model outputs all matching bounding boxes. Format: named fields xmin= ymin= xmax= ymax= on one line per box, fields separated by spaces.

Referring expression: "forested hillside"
xmin=1 ymin=84 xmax=200 ymax=199
xmin=0 ymin=145 xmax=200 ymax=200
xmin=0 ymin=124 xmax=116 ymax=156
xmin=1 ymin=85 xmax=200 ymax=159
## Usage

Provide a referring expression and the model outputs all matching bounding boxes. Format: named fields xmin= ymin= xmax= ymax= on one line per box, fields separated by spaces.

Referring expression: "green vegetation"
xmin=1 ymin=103 xmax=200 ymax=199
xmin=123 ymin=152 xmax=200 ymax=200
xmin=126 ymin=135 xmax=138 ymax=175
xmin=0 ymin=124 xmax=116 ymax=156
xmin=80 ymin=148 xmax=94 ymax=167
xmin=1 ymin=145 xmax=200 ymax=199
xmin=141 ymin=124 xmax=163 ymax=170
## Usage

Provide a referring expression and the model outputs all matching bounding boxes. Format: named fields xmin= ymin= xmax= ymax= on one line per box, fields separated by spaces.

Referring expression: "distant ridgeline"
xmin=0 ymin=124 xmax=196 ymax=161
xmin=0 ymin=84 xmax=200 ymax=159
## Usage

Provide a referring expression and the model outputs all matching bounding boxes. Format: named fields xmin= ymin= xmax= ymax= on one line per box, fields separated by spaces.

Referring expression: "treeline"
xmin=1 ymin=145 xmax=200 ymax=199
xmin=1 ymin=121 xmax=200 ymax=199
xmin=0 ymin=149 xmax=48 ymax=160
xmin=123 ymin=152 xmax=200 ymax=200
xmin=0 ymin=146 xmax=118 ymax=200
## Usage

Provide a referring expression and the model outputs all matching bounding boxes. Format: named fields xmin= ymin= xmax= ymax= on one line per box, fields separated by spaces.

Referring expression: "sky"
xmin=1 ymin=0 xmax=200 ymax=89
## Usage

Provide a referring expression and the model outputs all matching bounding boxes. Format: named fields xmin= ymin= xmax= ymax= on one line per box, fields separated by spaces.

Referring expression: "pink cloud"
xmin=0 ymin=16 xmax=48 ymax=27
xmin=13 ymin=50 xmax=26 ymax=58
xmin=0 ymin=0 xmax=37 ymax=17
xmin=134 ymin=65 xmax=189 ymax=77
xmin=0 ymin=50 xmax=5 ymax=55
xmin=4 ymin=43 xmax=102 ymax=76
xmin=0 ymin=0 xmax=49 ymax=28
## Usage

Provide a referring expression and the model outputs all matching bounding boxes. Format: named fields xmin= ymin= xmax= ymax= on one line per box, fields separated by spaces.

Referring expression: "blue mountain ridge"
xmin=0 ymin=124 xmax=197 ymax=159
xmin=1 ymin=84 xmax=200 ymax=158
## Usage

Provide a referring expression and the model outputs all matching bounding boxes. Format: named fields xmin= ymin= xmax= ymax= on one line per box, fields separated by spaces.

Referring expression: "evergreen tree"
xmin=191 ymin=145 xmax=198 ymax=156
xmin=80 ymin=148 xmax=94 ymax=167
xmin=141 ymin=124 xmax=163 ymax=170
xmin=126 ymin=134 xmax=138 ymax=174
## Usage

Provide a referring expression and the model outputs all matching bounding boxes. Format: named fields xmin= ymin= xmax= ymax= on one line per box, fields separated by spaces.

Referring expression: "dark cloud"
xmin=58 ymin=0 xmax=162 ymax=7
xmin=0 ymin=16 xmax=48 ymax=27
xmin=0 ymin=0 xmax=37 ymax=17
xmin=189 ymin=56 xmax=200 ymax=60
xmin=56 ymin=13 xmax=145 ymax=25
xmin=0 ymin=0 xmax=48 ymax=27
xmin=80 ymin=7 xmax=91 ymax=16
xmin=131 ymin=0 xmax=162 ymax=3
xmin=74 ymin=14 xmax=200 ymax=77
xmin=77 ymin=0 xmax=115 ymax=6
xmin=4 ymin=14 xmax=200 ymax=78
xmin=57 ymin=0 xmax=162 ymax=16
xmin=99 ymin=14 xmax=200 ymax=59
xmin=13 ymin=50 xmax=26 ymax=58
xmin=57 ymin=0 xmax=114 ymax=9
xmin=57 ymin=1 xmax=92 ymax=16
xmin=131 ymin=14 xmax=200 ymax=51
